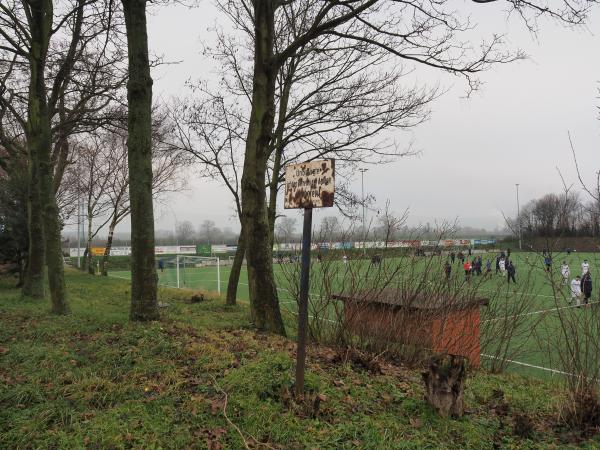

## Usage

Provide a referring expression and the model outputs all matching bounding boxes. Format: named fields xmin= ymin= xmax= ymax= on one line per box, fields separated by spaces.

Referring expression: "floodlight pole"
xmin=359 ymin=168 xmax=368 ymax=255
xmin=515 ymin=183 xmax=522 ymax=251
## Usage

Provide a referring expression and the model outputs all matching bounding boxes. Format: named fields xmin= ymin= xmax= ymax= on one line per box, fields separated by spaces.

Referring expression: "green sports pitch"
xmin=109 ymin=250 xmax=600 ymax=380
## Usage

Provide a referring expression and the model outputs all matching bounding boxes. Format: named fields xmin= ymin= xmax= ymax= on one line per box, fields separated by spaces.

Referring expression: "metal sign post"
xmin=295 ymin=207 xmax=312 ymax=397
xmin=284 ymin=159 xmax=334 ymax=398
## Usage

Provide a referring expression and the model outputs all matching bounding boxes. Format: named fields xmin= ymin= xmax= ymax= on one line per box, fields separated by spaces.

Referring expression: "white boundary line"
xmin=481 ymin=354 xmax=573 ymax=377
xmin=483 ymin=301 xmax=600 ymax=323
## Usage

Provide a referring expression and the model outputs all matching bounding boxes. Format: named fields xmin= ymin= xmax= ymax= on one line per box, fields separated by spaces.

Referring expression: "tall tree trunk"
xmin=100 ymin=217 xmax=117 ymax=276
xmin=240 ymin=0 xmax=285 ymax=335
xmin=22 ymin=128 xmax=46 ymax=299
xmin=22 ymin=0 xmax=52 ymax=300
xmin=26 ymin=0 xmax=68 ymax=313
xmin=122 ymin=0 xmax=158 ymax=321
xmin=40 ymin=167 xmax=68 ymax=314
xmin=226 ymin=229 xmax=245 ymax=306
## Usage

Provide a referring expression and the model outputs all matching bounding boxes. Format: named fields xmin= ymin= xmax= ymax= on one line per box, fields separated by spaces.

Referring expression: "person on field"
xmin=158 ymin=258 xmax=165 ymax=273
xmin=582 ymin=259 xmax=590 ymax=276
xmin=468 ymin=248 xmax=472 ymax=257
xmin=471 ymin=257 xmax=478 ymax=276
xmin=570 ymin=275 xmax=582 ymax=307
xmin=444 ymin=261 xmax=452 ymax=280
xmin=544 ymin=255 xmax=552 ymax=272
xmin=495 ymin=255 xmax=501 ymax=274
xmin=464 ymin=260 xmax=472 ymax=281
xmin=342 ymin=254 xmax=348 ymax=265
xmin=498 ymin=257 xmax=506 ymax=275
xmin=317 ymin=253 xmax=323 ymax=263
xmin=582 ymin=272 xmax=593 ymax=306
xmin=560 ymin=262 xmax=570 ymax=286
xmin=506 ymin=260 xmax=516 ymax=284
xmin=458 ymin=251 xmax=464 ymax=264
xmin=450 ymin=252 xmax=456 ymax=264
xmin=485 ymin=259 xmax=492 ymax=275
xmin=507 ymin=248 xmax=511 ymax=259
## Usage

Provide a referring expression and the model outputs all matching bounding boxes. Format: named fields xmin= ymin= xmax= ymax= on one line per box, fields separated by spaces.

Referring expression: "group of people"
xmin=445 ymin=249 xmax=516 ymax=283
xmin=563 ymin=259 xmax=593 ymax=307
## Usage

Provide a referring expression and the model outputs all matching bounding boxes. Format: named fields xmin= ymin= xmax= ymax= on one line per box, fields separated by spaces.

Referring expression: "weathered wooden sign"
xmin=284 ymin=159 xmax=335 ymax=209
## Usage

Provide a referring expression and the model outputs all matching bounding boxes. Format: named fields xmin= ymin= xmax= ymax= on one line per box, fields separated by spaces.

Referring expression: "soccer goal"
xmin=180 ymin=255 xmax=221 ymax=293
xmin=156 ymin=255 xmax=221 ymax=293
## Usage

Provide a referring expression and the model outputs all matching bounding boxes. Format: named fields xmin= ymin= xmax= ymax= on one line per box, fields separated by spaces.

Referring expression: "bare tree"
xmin=378 ymin=200 xmax=408 ymax=248
xmin=198 ymin=219 xmax=217 ymax=245
xmin=122 ymin=0 xmax=158 ymax=321
xmin=73 ymin=137 xmax=113 ymax=274
xmin=169 ymin=94 xmax=246 ymax=305
xmin=275 ymin=216 xmax=298 ymax=243
xmin=0 ymin=0 xmax=126 ymax=311
xmin=176 ymin=220 xmax=195 ymax=245
xmin=319 ymin=216 xmax=340 ymax=242
xmin=96 ymin=118 xmax=186 ymax=276
xmin=172 ymin=1 xmax=436 ymax=314
xmin=227 ymin=0 xmax=590 ymax=334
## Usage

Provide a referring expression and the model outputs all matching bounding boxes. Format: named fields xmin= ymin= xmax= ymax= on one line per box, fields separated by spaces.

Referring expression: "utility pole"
xmin=515 ymin=183 xmax=522 ymax=250
xmin=359 ymin=168 xmax=368 ymax=256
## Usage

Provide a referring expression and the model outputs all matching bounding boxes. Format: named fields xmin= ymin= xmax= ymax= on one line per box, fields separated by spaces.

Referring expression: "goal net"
xmin=227 ymin=255 xmax=246 ymax=265
xmin=156 ymin=255 xmax=221 ymax=293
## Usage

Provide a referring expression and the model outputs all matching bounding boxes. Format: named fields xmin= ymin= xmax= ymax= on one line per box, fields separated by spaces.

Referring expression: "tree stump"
xmin=421 ymin=353 xmax=466 ymax=417
xmin=191 ymin=293 xmax=204 ymax=303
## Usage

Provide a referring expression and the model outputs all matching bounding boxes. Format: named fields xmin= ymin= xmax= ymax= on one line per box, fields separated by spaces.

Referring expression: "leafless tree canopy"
xmin=0 ymin=0 xmax=128 ymax=182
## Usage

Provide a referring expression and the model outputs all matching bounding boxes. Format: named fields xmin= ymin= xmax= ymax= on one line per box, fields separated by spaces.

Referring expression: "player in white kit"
xmin=581 ymin=260 xmax=590 ymax=275
xmin=561 ymin=262 xmax=570 ymax=285
xmin=571 ymin=275 xmax=582 ymax=306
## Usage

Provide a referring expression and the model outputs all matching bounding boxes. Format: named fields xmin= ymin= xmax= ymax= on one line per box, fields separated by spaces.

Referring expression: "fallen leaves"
xmin=409 ymin=417 xmax=422 ymax=428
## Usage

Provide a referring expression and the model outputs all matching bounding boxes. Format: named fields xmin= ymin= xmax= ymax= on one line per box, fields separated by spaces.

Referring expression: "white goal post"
xmin=174 ymin=255 xmax=221 ymax=293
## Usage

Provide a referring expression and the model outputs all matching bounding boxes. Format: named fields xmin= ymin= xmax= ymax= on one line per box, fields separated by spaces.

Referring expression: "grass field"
xmin=2 ymin=270 xmax=598 ymax=448
xmin=110 ymin=250 xmax=600 ymax=380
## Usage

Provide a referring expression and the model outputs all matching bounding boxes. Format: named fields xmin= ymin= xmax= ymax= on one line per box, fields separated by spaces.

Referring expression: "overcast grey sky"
xmin=138 ymin=2 xmax=600 ymax=235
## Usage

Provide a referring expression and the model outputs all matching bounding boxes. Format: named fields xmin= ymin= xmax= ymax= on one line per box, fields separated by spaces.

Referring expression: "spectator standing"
xmin=582 ymin=272 xmax=593 ymax=307
xmin=544 ymin=255 xmax=552 ymax=272
xmin=507 ymin=260 xmax=516 ymax=284
xmin=444 ymin=262 xmax=452 ymax=280
xmin=464 ymin=260 xmax=472 ymax=281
